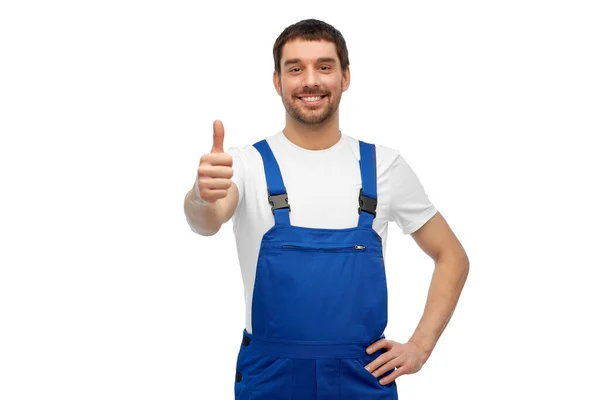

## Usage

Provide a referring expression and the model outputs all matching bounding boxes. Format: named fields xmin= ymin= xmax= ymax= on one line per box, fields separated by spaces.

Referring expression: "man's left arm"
xmin=409 ymin=210 xmax=470 ymax=354
xmin=365 ymin=211 xmax=470 ymax=384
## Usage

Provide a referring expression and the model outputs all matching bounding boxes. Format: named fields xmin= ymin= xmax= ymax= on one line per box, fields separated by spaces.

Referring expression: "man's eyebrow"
xmin=283 ymin=58 xmax=301 ymax=67
xmin=282 ymin=57 xmax=337 ymax=67
xmin=316 ymin=57 xmax=337 ymax=64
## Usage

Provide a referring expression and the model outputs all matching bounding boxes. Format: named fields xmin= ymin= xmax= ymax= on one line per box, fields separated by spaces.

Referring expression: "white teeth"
xmin=301 ymin=96 xmax=323 ymax=102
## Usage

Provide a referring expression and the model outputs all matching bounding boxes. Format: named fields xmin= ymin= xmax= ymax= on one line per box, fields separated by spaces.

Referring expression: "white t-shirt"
xmin=227 ymin=131 xmax=438 ymax=333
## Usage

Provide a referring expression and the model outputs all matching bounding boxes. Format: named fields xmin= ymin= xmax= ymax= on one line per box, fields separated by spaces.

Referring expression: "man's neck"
xmin=282 ymin=116 xmax=341 ymax=151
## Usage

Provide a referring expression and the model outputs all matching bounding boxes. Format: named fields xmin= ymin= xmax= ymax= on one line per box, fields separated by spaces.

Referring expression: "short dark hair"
xmin=273 ymin=19 xmax=350 ymax=75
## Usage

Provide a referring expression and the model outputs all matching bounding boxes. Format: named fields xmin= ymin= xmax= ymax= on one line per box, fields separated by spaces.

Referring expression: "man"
xmin=184 ymin=19 xmax=469 ymax=399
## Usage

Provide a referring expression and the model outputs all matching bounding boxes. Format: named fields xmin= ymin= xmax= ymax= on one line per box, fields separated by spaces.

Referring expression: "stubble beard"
xmin=282 ymin=84 xmax=342 ymax=126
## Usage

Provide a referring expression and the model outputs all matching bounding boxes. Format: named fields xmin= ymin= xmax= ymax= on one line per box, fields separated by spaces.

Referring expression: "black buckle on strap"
xmin=269 ymin=193 xmax=290 ymax=214
xmin=358 ymin=188 xmax=377 ymax=217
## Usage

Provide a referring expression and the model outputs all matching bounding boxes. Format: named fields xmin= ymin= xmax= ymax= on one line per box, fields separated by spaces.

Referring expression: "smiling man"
xmin=277 ymin=47 xmax=345 ymax=126
xmin=184 ymin=19 xmax=469 ymax=399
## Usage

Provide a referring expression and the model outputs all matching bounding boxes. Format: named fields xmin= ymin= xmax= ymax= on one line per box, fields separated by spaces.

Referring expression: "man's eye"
xmin=319 ymin=66 xmax=332 ymax=70
xmin=289 ymin=68 xmax=301 ymax=73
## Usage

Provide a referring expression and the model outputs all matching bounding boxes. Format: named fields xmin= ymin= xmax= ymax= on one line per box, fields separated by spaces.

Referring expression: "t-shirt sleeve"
xmin=388 ymin=153 xmax=438 ymax=234
xmin=227 ymin=146 xmax=245 ymax=214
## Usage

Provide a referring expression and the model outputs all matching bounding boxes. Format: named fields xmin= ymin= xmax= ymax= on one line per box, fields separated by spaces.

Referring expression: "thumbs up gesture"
xmin=196 ymin=120 xmax=234 ymax=204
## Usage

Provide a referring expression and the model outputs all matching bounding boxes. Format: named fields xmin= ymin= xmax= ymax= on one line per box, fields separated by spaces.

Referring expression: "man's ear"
xmin=273 ymin=71 xmax=282 ymax=96
xmin=342 ymin=67 xmax=351 ymax=92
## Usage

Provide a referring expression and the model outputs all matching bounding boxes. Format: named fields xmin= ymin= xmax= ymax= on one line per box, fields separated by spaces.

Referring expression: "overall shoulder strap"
xmin=358 ymin=141 xmax=377 ymax=228
xmin=253 ymin=139 xmax=291 ymax=226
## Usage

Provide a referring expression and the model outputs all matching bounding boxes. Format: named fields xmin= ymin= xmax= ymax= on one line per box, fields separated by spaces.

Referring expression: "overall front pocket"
xmin=235 ymin=352 xmax=291 ymax=398
xmin=339 ymin=354 xmax=397 ymax=399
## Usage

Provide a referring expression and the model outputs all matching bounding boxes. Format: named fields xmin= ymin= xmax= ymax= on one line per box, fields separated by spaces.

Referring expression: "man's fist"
xmin=196 ymin=120 xmax=233 ymax=204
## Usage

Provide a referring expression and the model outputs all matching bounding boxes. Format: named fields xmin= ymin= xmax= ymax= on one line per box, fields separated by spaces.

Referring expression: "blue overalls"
xmin=233 ymin=139 xmax=398 ymax=399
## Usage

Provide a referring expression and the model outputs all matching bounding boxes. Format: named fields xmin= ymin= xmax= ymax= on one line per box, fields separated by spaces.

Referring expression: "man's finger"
xmin=364 ymin=351 xmax=394 ymax=374
xmin=197 ymin=165 xmax=233 ymax=179
xmin=200 ymin=152 xmax=233 ymax=167
xmin=211 ymin=120 xmax=225 ymax=153
xmin=371 ymin=358 xmax=398 ymax=379
xmin=201 ymin=178 xmax=233 ymax=190
xmin=366 ymin=339 xmax=390 ymax=354
xmin=378 ymin=365 xmax=408 ymax=385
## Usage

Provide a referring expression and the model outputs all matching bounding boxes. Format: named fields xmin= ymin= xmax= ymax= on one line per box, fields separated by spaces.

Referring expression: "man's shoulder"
xmin=353 ymin=138 xmax=402 ymax=166
xmin=225 ymin=133 xmax=282 ymax=176
xmin=344 ymin=134 xmax=401 ymax=160
xmin=227 ymin=132 xmax=280 ymax=154
xmin=350 ymin=137 xmax=404 ymax=175
xmin=375 ymin=142 xmax=401 ymax=159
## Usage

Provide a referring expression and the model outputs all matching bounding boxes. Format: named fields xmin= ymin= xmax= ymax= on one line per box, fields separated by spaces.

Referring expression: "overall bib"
xmin=234 ymin=140 xmax=398 ymax=399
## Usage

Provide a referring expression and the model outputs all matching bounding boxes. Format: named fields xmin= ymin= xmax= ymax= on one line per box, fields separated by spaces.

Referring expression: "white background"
xmin=1 ymin=0 xmax=599 ymax=399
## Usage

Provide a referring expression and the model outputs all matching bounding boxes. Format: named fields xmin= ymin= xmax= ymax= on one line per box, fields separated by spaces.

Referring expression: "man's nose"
xmin=302 ymin=68 xmax=319 ymax=87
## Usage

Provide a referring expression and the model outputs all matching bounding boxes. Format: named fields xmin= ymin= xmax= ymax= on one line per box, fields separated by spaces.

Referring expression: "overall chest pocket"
xmin=279 ymin=242 xmax=377 ymax=253
xmin=252 ymin=238 xmax=388 ymax=342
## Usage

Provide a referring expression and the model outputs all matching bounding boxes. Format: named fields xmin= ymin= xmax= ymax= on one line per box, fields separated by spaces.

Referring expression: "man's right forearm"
xmin=183 ymin=186 xmax=224 ymax=236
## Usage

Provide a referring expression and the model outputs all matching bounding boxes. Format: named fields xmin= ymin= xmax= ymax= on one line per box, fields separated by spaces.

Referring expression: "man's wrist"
xmin=408 ymin=334 xmax=435 ymax=357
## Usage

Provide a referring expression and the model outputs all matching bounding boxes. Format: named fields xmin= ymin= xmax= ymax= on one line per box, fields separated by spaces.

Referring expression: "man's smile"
xmin=298 ymin=95 xmax=326 ymax=106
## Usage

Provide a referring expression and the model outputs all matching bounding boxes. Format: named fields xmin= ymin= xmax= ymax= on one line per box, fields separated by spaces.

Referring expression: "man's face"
xmin=274 ymin=39 xmax=350 ymax=126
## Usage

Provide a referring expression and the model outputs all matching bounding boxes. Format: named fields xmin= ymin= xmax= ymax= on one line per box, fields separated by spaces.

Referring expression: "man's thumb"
xmin=211 ymin=120 xmax=225 ymax=153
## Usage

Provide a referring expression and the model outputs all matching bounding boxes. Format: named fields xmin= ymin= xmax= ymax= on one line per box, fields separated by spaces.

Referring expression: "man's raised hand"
xmin=196 ymin=120 xmax=234 ymax=204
